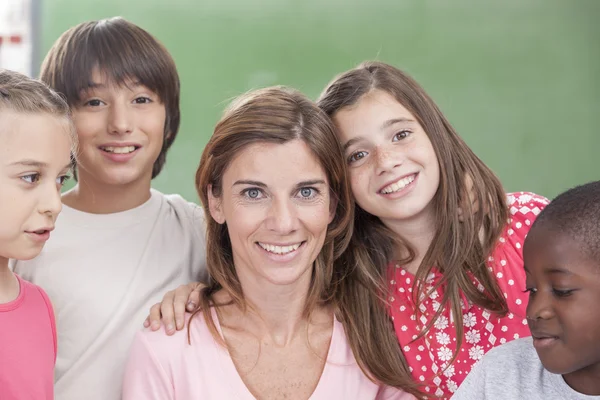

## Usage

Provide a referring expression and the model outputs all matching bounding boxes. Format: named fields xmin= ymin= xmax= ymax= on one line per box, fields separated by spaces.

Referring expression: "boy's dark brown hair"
xmin=529 ymin=180 xmax=600 ymax=261
xmin=39 ymin=17 xmax=180 ymax=178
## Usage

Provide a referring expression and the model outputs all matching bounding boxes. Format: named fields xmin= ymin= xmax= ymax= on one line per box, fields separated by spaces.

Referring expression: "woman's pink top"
xmin=388 ymin=192 xmax=549 ymax=398
xmin=0 ymin=274 xmax=57 ymax=400
xmin=123 ymin=309 xmax=414 ymax=400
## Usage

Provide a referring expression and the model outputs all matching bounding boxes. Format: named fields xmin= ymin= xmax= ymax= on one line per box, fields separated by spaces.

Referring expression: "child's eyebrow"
xmin=9 ymin=160 xmax=47 ymax=168
xmin=546 ymin=268 xmax=574 ymax=275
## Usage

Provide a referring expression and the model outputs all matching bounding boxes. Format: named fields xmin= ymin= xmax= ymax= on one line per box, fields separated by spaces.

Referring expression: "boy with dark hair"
xmin=453 ymin=181 xmax=600 ymax=399
xmin=12 ymin=17 xmax=207 ymax=400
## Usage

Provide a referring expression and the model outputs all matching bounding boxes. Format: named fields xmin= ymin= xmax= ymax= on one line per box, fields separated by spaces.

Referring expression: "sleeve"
xmin=36 ymin=285 xmax=57 ymax=364
xmin=489 ymin=192 xmax=550 ymax=310
xmin=122 ymin=331 xmax=175 ymax=400
xmin=450 ymin=361 xmax=488 ymax=399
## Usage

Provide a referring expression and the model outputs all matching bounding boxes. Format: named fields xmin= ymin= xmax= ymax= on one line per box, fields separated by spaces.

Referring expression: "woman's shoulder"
xmin=135 ymin=310 xmax=216 ymax=361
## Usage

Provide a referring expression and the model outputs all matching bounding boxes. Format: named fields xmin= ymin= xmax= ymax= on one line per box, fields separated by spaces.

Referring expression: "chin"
xmin=11 ymin=248 xmax=43 ymax=261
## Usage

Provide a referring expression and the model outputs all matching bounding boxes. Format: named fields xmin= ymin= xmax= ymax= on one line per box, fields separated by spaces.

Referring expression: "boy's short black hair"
xmin=40 ymin=17 xmax=180 ymax=179
xmin=528 ymin=181 xmax=600 ymax=261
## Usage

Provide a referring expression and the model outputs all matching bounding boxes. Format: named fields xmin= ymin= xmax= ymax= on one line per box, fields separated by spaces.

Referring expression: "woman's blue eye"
xmin=300 ymin=188 xmax=313 ymax=198
xmin=247 ymin=189 xmax=260 ymax=198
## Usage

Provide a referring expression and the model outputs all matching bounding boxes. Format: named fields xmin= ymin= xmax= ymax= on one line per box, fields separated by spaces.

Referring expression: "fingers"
xmin=159 ymin=290 xmax=178 ymax=335
xmin=142 ymin=282 xmax=205 ymax=335
xmin=143 ymin=302 xmax=164 ymax=331
xmin=173 ymin=283 xmax=197 ymax=331
xmin=187 ymin=284 xmax=202 ymax=312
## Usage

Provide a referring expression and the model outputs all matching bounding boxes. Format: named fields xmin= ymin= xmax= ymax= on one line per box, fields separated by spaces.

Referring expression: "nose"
xmin=265 ymin=197 xmax=298 ymax=234
xmin=107 ymin=102 xmax=133 ymax=135
xmin=526 ymin=291 xmax=555 ymax=321
xmin=374 ymin=145 xmax=403 ymax=176
xmin=39 ymin=182 xmax=63 ymax=219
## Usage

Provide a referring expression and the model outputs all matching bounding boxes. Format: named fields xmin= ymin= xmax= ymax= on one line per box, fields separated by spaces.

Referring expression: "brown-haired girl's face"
xmin=332 ymin=89 xmax=440 ymax=226
xmin=207 ymin=139 xmax=334 ymax=288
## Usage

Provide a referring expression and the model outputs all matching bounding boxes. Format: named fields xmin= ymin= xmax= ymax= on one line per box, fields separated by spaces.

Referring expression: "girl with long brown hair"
xmin=317 ymin=61 xmax=548 ymax=397
xmin=124 ymin=86 xmax=414 ymax=399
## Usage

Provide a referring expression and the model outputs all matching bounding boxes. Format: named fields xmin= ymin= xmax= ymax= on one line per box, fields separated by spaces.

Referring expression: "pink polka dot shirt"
xmin=388 ymin=192 xmax=549 ymax=398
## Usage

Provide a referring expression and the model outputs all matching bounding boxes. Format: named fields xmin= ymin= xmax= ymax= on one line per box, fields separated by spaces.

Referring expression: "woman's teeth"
xmin=101 ymin=146 xmax=136 ymax=154
xmin=380 ymin=174 xmax=415 ymax=194
xmin=258 ymin=242 xmax=302 ymax=255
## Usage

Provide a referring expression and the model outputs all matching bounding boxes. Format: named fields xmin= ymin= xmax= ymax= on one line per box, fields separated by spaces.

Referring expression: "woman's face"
xmin=208 ymin=139 xmax=334 ymax=290
xmin=333 ymin=89 xmax=440 ymax=226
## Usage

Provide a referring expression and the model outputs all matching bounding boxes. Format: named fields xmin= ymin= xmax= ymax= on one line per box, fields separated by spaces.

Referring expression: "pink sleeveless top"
xmin=0 ymin=274 xmax=57 ymax=400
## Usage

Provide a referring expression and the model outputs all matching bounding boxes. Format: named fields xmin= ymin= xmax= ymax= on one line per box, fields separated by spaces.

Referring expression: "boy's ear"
xmin=207 ymin=185 xmax=225 ymax=224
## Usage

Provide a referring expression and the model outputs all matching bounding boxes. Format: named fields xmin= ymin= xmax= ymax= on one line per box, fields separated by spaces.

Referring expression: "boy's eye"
xmin=522 ymin=287 xmax=537 ymax=295
xmin=84 ymin=99 xmax=104 ymax=107
xmin=57 ymin=175 xmax=71 ymax=187
xmin=21 ymin=173 xmax=40 ymax=184
xmin=348 ymin=151 xmax=367 ymax=164
xmin=553 ymin=289 xmax=575 ymax=298
xmin=134 ymin=96 xmax=152 ymax=104
xmin=392 ymin=130 xmax=411 ymax=141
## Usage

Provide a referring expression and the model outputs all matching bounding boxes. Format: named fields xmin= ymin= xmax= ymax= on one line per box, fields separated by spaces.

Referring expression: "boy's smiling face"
xmin=72 ymin=69 xmax=166 ymax=189
xmin=524 ymin=226 xmax=600 ymax=392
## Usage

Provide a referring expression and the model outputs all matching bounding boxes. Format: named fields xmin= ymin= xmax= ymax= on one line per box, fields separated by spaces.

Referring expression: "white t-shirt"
xmin=12 ymin=190 xmax=207 ymax=400
xmin=452 ymin=337 xmax=600 ymax=399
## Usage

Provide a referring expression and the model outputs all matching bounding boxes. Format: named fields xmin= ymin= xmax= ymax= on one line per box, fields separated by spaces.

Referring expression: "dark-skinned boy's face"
xmin=524 ymin=227 xmax=600 ymax=392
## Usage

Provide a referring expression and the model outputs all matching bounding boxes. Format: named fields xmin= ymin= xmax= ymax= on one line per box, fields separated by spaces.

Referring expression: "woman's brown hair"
xmin=318 ymin=61 xmax=509 ymax=392
xmin=192 ymin=86 xmax=422 ymax=397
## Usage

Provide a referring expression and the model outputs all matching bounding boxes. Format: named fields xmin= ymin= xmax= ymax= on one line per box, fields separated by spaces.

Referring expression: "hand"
xmin=143 ymin=282 xmax=204 ymax=335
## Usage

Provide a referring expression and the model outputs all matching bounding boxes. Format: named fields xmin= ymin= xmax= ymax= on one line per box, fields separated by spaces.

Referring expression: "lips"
xmin=530 ymin=328 xmax=560 ymax=349
xmin=378 ymin=173 xmax=417 ymax=194
xmin=26 ymin=227 xmax=54 ymax=235
xmin=98 ymin=143 xmax=141 ymax=154
xmin=257 ymin=241 xmax=304 ymax=255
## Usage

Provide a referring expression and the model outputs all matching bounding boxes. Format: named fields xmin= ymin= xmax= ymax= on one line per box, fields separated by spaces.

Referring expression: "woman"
xmin=123 ymin=87 xmax=414 ymax=399
xmin=148 ymin=62 xmax=548 ymax=398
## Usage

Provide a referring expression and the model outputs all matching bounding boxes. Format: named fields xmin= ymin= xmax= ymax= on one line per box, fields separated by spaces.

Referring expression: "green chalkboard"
xmin=42 ymin=0 xmax=600 ymax=201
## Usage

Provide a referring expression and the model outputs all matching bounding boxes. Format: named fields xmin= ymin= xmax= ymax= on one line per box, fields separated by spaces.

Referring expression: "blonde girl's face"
xmin=0 ymin=111 xmax=72 ymax=261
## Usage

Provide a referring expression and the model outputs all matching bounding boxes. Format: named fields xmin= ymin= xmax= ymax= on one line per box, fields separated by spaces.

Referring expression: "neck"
xmin=0 ymin=256 xmax=19 ymax=304
xmin=564 ymin=365 xmax=600 ymax=396
xmin=383 ymin=204 xmax=437 ymax=275
xmin=62 ymin=173 xmax=152 ymax=214
xmin=229 ymin=266 xmax=324 ymax=347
